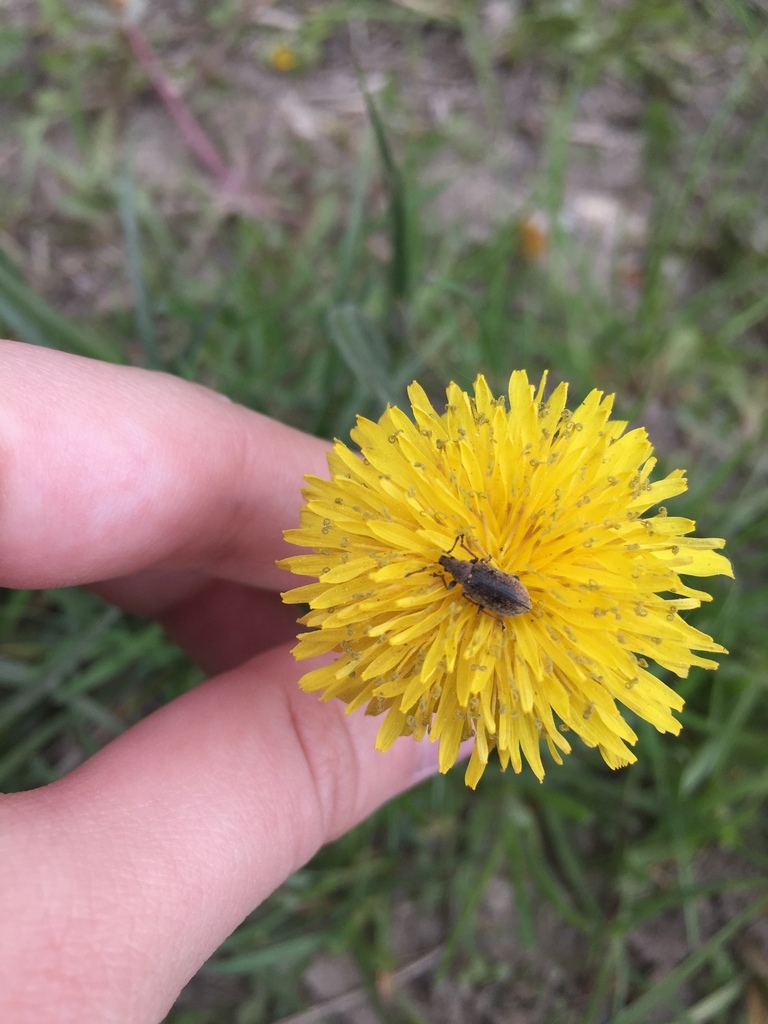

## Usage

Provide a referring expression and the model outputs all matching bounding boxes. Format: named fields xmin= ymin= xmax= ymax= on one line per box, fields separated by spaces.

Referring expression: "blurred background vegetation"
xmin=1 ymin=1 xmax=767 ymax=1021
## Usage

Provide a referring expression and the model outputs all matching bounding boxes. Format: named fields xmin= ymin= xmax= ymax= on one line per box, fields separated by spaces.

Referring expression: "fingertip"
xmin=0 ymin=341 xmax=330 ymax=590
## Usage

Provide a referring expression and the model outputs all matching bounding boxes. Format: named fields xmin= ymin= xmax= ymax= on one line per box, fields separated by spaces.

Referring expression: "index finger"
xmin=0 ymin=340 xmax=329 ymax=590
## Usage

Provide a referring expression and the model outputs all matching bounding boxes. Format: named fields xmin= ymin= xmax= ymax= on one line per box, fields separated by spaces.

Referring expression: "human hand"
xmin=0 ymin=340 xmax=451 ymax=1024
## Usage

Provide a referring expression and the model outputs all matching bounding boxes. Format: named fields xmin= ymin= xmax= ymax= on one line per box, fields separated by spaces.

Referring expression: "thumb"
xmin=0 ymin=642 xmax=446 ymax=1024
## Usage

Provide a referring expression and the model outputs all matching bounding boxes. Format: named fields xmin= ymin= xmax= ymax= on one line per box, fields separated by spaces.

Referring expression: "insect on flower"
xmin=279 ymin=370 xmax=733 ymax=788
xmin=434 ymin=535 xmax=532 ymax=625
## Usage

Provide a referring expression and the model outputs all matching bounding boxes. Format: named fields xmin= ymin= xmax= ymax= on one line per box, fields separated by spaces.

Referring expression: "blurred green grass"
xmin=1 ymin=1 xmax=768 ymax=1021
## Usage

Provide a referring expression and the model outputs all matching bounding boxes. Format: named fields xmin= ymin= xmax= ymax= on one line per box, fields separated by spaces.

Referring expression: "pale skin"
xmin=0 ymin=340 xmax=463 ymax=1024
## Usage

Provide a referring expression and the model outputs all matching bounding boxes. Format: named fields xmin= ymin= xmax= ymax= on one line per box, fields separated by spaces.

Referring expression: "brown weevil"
xmin=437 ymin=536 xmax=532 ymax=624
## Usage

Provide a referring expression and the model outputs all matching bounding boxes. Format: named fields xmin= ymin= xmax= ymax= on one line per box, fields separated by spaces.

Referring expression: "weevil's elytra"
xmin=437 ymin=537 xmax=532 ymax=622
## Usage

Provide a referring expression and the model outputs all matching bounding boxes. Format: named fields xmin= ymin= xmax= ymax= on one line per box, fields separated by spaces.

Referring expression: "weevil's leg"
xmin=460 ymin=532 xmax=483 ymax=565
xmin=445 ymin=534 xmax=464 ymax=556
xmin=464 ymin=595 xmax=507 ymax=630
xmin=484 ymin=607 xmax=507 ymax=630
xmin=459 ymin=536 xmax=474 ymax=558
xmin=460 ymin=536 xmax=493 ymax=564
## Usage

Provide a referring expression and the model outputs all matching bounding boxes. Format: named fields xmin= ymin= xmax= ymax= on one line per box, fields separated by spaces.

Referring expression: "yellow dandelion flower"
xmin=279 ymin=372 xmax=732 ymax=788
xmin=269 ymin=43 xmax=299 ymax=73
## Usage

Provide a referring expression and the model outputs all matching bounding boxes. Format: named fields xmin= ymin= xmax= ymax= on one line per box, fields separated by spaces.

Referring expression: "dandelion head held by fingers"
xmin=279 ymin=371 xmax=732 ymax=788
